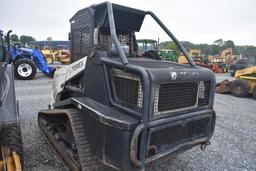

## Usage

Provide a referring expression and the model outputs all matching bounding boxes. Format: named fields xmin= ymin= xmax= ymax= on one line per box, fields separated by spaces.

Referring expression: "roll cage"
xmin=71 ymin=1 xmax=195 ymax=66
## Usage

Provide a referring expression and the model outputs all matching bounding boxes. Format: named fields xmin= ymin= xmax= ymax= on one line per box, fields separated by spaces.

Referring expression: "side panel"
xmin=0 ymin=65 xmax=18 ymax=131
xmin=52 ymin=57 xmax=87 ymax=104
xmin=70 ymin=8 xmax=94 ymax=62
xmin=82 ymin=109 xmax=134 ymax=170
xmin=84 ymin=50 xmax=110 ymax=105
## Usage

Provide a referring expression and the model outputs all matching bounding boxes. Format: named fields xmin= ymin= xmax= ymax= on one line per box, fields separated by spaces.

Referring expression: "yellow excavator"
xmin=55 ymin=45 xmax=70 ymax=64
xmin=220 ymin=48 xmax=233 ymax=64
xmin=41 ymin=47 xmax=56 ymax=64
xmin=178 ymin=49 xmax=201 ymax=64
xmin=216 ymin=66 xmax=256 ymax=99
xmin=41 ymin=46 xmax=70 ymax=65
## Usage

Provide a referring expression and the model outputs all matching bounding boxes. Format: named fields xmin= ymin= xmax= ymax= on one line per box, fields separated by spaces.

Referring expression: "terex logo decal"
xmin=170 ymin=72 xmax=177 ymax=80
xmin=72 ymin=61 xmax=84 ymax=72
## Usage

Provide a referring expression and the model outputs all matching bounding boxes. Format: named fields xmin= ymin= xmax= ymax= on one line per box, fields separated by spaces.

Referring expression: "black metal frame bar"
xmin=146 ymin=11 xmax=195 ymax=66
xmin=1 ymin=30 xmax=11 ymax=62
xmin=0 ymin=30 xmax=4 ymax=62
xmin=0 ymin=30 xmax=12 ymax=79
xmin=0 ymin=30 xmax=3 ymax=48
xmin=101 ymin=57 xmax=150 ymax=118
xmin=106 ymin=2 xmax=128 ymax=65
xmin=130 ymin=110 xmax=216 ymax=168
xmin=105 ymin=1 xmax=195 ymax=66
xmin=101 ymin=57 xmax=151 ymax=167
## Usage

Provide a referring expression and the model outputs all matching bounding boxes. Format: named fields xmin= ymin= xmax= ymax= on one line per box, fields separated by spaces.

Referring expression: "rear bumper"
xmin=131 ymin=109 xmax=216 ymax=168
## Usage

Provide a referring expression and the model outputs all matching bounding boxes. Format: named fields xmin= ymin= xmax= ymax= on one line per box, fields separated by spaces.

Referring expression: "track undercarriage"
xmin=38 ymin=109 xmax=111 ymax=171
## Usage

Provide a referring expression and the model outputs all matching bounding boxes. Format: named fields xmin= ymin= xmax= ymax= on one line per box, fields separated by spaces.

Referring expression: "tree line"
xmin=9 ymin=34 xmax=256 ymax=58
xmin=10 ymin=34 xmax=36 ymax=46
xmin=159 ymin=39 xmax=256 ymax=58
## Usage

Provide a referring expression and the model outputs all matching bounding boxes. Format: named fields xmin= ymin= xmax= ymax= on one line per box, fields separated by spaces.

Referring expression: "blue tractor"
xmin=9 ymin=44 xmax=55 ymax=80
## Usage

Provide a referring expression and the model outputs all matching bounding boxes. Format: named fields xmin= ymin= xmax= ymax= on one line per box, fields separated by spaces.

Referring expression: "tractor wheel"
xmin=252 ymin=86 xmax=256 ymax=100
xmin=230 ymin=80 xmax=249 ymax=97
xmin=14 ymin=58 xmax=37 ymax=80
xmin=144 ymin=50 xmax=161 ymax=60
xmin=1 ymin=126 xmax=24 ymax=170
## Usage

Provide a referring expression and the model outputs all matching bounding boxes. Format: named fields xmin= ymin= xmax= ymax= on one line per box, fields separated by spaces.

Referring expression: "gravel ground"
xmin=15 ymin=72 xmax=256 ymax=171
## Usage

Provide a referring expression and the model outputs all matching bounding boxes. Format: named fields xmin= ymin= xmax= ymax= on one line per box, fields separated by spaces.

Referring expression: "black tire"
xmin=230 ymin=80 xmax=249 ymax=97
xmin=252 ymin=86 xmax=256 ymax=100
xmin=144 ymin=50 xmax=161 ymax=60
xmin=230 ymin=70 xmax=236 ymax=77
xmin=3 ymin=125 xmax=24 ymax=168
xmin=14 ymin=58 xmax=37 ymax=80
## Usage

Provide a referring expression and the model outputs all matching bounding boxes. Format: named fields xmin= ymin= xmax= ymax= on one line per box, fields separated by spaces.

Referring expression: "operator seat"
xmin=93 ymin=27 xmax=138 ymax=57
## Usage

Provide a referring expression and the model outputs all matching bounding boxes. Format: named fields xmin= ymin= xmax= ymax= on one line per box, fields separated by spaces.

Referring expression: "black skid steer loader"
xmin=0 ymin=30 xmax=23 ymax=171
xmin=38 ymin=2 xmax=216 ymax=171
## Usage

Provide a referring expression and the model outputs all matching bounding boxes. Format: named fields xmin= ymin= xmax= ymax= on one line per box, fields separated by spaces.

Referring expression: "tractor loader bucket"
xmin=216 ymin=80 xmax=231 ymax=93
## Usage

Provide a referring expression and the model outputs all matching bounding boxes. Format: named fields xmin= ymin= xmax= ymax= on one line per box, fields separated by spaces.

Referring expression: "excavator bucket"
xmin=0 ymin=147 xmax=22 ymax=171
xmin=216 ymin=79 xmax=231 ymax=93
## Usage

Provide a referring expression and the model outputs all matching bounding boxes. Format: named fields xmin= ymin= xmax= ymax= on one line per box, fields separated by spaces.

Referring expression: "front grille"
xmin=198 ymin=81 xmax=211 ymax=106
xmin=111 ymin=68 xmax=211 ymax=113
xmin=154 ymin=82 xmax=198 ymax=115
xmin=112 ymin=69 xmax=143 ymax=108
xmin=148 ymin=117 xmax=209 ymax=156
xmin=114 ymin=77 xmax=138 ymax=106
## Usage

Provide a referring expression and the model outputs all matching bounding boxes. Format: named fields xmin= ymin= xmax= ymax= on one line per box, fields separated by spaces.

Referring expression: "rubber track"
xmin=39 ymin=109 xmax=108 ymax=171
xmin=68 ymin=109 xmax=103 ymax=171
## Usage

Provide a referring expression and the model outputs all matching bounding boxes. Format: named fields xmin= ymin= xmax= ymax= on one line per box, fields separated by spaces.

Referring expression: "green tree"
xmin=166 ymin=42 xmax=180 ymax=56
xmin=10 ymin=34 xmax=19 ymax=42
xmin=209 ymin=45 xmax=221 ymax=55
xmin=159 ymin=39 xmax=255 ymax=57
xmin=159 ymin=41 xmax=173 ymax=49
xmin=237 ymin=46 xmax=256 ymax=57
xmin=46 ymin=37 xmax=52 ymax=41
xmin=222 ymin=40 xmax=239 ymax=55
xmin=213 ymin=39 xmax=224 ymax=46
xmin=20 ymin=35 xmax=36 ymax=45
xmin=197 ymin=44 xmax=210 ymax=55
xmin=181 ymin=41 xmax=195 ymax=51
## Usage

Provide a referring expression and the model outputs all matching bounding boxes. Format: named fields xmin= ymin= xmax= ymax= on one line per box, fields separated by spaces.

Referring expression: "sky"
xmin=1 ymin=0 xmax=256 ymax=46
